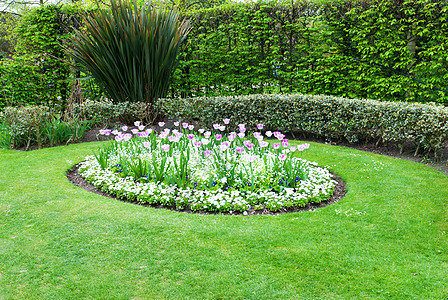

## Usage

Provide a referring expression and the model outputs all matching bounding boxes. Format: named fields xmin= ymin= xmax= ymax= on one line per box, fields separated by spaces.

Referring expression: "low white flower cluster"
xmin=78 ymin=155 xmax=336 ymax=213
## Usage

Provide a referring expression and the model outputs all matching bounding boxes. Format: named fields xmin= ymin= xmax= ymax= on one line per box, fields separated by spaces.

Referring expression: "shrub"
xmin=67 ymin=0 xmax=190 ymax=123
xmin=69 ymin=98 xmax=148 ymax=126
xmin=162 ymin=94 xmax=448 ymax=158
xmin=0 ymin=106 xmax=91 ymax=150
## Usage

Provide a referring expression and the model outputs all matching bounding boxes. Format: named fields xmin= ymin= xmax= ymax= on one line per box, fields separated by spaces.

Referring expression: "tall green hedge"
xmin=2 ymin=0 xmax=448 ymax=109
xmin=170 ymin=0 xmax=448 ymax=103
xmin=0 ymin=5 xmax=84 ymax=111
xmin=172 ymin=1 xmax=327 ymax=97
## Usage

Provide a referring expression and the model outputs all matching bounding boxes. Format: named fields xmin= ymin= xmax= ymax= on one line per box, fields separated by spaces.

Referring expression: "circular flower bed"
xmin=78 ymin=120 xmax=336 ymax=213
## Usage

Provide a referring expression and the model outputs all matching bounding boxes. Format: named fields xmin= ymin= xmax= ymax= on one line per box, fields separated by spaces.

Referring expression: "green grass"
xmin=1 ymin=141 xmax=447 ymax=299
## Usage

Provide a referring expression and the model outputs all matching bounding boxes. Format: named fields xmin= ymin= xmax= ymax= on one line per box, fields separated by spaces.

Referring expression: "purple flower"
xmin=204 ymin=131 xmax=211 ymax=138
xmin=174 ymin=121 xmax=179 ymax=126
xmin=159 ymin=132 xmax=168 ymax=139
xmin=143 ymin=142 xmax=151 ymax=149
xmin=282 ymin=140 xmax=289 ymax=147
xmin=290 ymin=146 xmax=297 ymax=152
xmin=146 ymin=129 xmax=153 ymax=134
xmin=265 ymin=131 xmax=272 ymax=137
xmin=161 ymin=144 xmax=170 ymax=152
xmin=182 ymin=122 xmax=189 ymax=128
xmin=215 ymin=134 xmax=222 ymax=140
xmin=112 ymin=130 xmax=120 ymax=135
xmin=279 ymin=153 xmax=287 ymax=161
xmin=297 ymin=143 xmax=310 ymax=151
xmin=175 ymin=132 xmax=184 ymax=138
xmin=158 ymin=122 xmax=165 ymax=127
xmin=188 ymin=125 xmax=194 ymax=130
xmin=123 ymin=133 xmax=132 ymax=141
xmin=168 ymin=135 xmax=179 ymax=142
xmin=193 ymin=141 xmax=202 ymax=147
xmin=228 ymin=134 xmax=236 ymax=142
xmin=236 ymin=146 xmax=245 ymax=154
xmin=253 ymin=132 xmax=263 ymax=140
xmin=259 ymin=141 xmax=269 ymax=147
xmin=122 ymin=126 xmax=128 ymax=132
xmin=219 ymin=141 xmax=230 ymax=151
xmin=198 ymin=129 xmax=205 ymax=134
xmin=138 ymin=125 xmax=145 ymax=131
xmin=272 ymin=143 xmax=280 ymax=149
xmin=115 ymin=134 xmax=124 ymax=142
xmin=239 ymin=127 xmax=246 ymax=133
xmin=134 ymin=121 xmax=141 ymax=127
xmin=213 ymin=124 xmax=220 ymax=130
xmin=131 ymin=129 xmax=139 ymax=135
xmin=257 ymin=124 xmax=264 ymax=129
xmin=223 ymin=118 xmax=230 ymax=124
xmin=243 ymin=140 xmax=254 ymax=150
xmin=137 ymin=131 xmax=148 ymax=137
xmin=237 ymin=132 xmax=245 ymax=139
xmin=203 ymin=150 xmax=212 ymax=157
xmin=219 ymin=125 xmax=226 ymax=131
xmin=100 ymin=129 xmax=111 ymax=135
xmin=187 ymin=134 xmax=195 ymax=140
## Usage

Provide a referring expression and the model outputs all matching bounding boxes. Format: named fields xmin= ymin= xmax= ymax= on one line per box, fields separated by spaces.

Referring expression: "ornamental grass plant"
xmin=67 ymin=0 xmax=190 ymax=123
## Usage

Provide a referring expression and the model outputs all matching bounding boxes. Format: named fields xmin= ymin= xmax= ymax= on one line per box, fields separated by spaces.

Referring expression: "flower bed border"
xmin=67 ymin=163 xmax=346 ymax=216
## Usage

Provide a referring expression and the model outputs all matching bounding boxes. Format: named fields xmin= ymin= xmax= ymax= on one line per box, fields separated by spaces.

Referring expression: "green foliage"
xmin=322 ymin=0 xmax=448 ymax=103
xmin=0 ymin=11 xmax=19 ymax=55
xmin=0 ymin=105 xmax=91 ymax=149
xmin=0 ymin=56 xmax=42 ymax=109
xmin=69 ymin=98 xmax=148 ymax=126
xmin=172 ymin=1 xmax=327 ymax=97
xmin=163 ymin=94 xmax=448 ymax=157
xmin=67 ymin=0 xmax=190 ymax=123
xmin=0 ymin=5 xmax=83 ymax=110
xmin=0 ymin=119 xmax=12 ymax=149
xmin=170 ymin=0 xmax=448 ymax=103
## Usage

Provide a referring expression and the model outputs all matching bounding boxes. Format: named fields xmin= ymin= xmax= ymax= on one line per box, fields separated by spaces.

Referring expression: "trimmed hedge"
xmin=162 ymin=94 xmax=448 ymax=157
xmin=69 ymin=99 xmax=148 ymax=126
xmin=170 ymin=0 xmax=448 ymax=103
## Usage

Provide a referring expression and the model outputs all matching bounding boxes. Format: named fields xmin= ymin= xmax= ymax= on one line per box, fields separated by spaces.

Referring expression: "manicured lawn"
xmin=1 ymin=141 xmax=447 ymax=299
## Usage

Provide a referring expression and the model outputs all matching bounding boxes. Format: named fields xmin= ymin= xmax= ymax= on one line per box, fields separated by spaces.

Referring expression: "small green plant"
xmin=1 ymin=106 xmax=91 ymax=150
xmin=0 ymin=120 xmax=12 ymax=149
